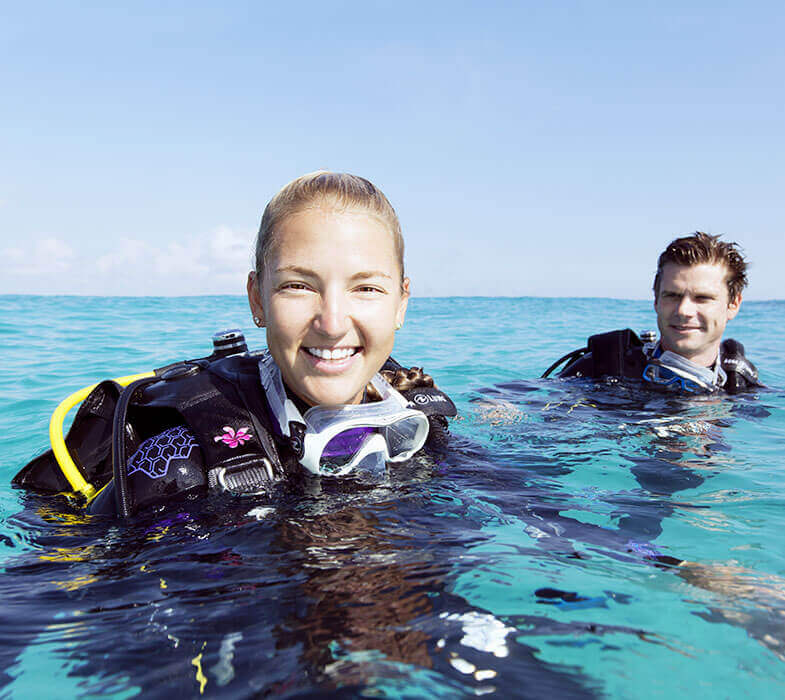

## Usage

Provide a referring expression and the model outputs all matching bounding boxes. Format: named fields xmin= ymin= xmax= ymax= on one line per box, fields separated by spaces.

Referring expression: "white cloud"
xmin=95 ymin=239 xmax=151 ymax=274
xmin=152 ymin=241 xmax=211 ymax=279
xmin=209 ymin=226 xmax=254 ymax=270
xmin=1 ymin=228 xmax=255 ymax=295
xmin=1 ymin=236 xmax=76 ymax=277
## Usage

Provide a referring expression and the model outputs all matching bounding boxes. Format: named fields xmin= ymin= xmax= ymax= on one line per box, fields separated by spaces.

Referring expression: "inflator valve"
xmin=212 ymin=329 xmax=248 ymax=358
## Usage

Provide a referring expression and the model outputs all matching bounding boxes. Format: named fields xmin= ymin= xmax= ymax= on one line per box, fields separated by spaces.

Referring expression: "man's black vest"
xmin=556 ymin=329 xmax=762 ymax=394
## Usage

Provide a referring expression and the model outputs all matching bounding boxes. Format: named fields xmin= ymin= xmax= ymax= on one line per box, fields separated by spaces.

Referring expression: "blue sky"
xmin=1 ymin=1 xmax=783 ymax=298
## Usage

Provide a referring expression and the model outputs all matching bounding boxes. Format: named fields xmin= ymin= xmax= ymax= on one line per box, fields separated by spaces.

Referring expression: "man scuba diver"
xmin=544 ymin=232 xmax=762 ymax=393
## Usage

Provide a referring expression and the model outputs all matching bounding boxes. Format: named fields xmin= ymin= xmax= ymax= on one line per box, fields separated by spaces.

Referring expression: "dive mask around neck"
xmin=643 ymin=348 xmax=726 ymax=394
xmin=258 ymin=351 xmax=429 ymax=476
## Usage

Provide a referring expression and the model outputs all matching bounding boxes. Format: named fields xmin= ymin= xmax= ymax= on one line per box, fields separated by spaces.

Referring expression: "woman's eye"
xmin=280 ymin=282 xmax=310 ymax=291
xmin=355 ymin=285 xmax=385 ymax=294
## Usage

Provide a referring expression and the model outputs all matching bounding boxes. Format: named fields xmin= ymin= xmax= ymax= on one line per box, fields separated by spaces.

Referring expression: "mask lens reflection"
xmin=383 ymin=418 xmax=423 ymax=458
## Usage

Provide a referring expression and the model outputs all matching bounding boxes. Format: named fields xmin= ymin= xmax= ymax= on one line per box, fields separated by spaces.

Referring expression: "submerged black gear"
xmin=546 ymin=329 xmax=762 ymax=394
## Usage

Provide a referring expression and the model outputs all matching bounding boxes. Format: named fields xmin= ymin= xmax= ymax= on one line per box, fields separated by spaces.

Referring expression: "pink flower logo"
xmin=214 ymin=426 xmax=252 ymax=448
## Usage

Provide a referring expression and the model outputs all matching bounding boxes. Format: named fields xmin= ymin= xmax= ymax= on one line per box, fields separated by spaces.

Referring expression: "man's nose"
xmin=675 ymin=295 xmax=697 ymax=316
xmin=313 ymin=290 xmax=350 ymax=337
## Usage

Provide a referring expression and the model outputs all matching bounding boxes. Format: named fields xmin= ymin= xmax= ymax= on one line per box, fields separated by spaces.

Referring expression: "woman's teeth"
xmin=307 ymin=347 xmax=357 ymax=360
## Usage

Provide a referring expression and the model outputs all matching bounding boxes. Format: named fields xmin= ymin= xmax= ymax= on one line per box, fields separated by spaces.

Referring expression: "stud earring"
xmin=253 ymin=316 xmax=262 ymax=327
xmin=395 ymin=322 xmax=402 ymax=330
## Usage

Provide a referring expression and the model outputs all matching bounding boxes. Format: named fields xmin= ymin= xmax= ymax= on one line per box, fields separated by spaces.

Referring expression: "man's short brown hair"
xmin=653 ymin=232 xmax=749 ymax=302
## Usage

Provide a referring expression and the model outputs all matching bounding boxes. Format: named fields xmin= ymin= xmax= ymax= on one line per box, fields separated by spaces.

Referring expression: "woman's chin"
xmin=297 ymin=380 xmax=366 ymax=408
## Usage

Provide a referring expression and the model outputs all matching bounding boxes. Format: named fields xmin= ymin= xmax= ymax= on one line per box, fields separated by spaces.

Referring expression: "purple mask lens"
xmin=322 ymin=427 xmax=375 ymax=459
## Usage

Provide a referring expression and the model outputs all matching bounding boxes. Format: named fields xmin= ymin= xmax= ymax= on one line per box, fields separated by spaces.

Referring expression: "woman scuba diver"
xmin=13 ymin=171 xmax=456 ymax=517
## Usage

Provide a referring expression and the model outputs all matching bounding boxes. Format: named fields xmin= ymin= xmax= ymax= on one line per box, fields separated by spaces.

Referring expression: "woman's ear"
xmin=396 ymin=277 xmax=411 ymax=328
xmin=247 ymin=271 xmax=265 ymax=327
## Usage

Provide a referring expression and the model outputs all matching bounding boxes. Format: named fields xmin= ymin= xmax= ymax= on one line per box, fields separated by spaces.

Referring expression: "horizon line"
xmin=1 ymin=293 xmax=782 ymax=303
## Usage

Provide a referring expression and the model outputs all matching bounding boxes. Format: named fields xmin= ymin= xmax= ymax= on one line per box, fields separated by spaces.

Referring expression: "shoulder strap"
xmin=207 ymin=354 xmax=287 ymax=478
xmin=400 ymin=386 xmax=457 ymax=417
xmin=382 ymin=356 xmax=457 ymax=417
xmin=721 ymin=339 xmax=764 ymax=393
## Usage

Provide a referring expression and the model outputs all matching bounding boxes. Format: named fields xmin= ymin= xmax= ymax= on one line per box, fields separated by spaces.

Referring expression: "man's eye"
xmin=280 ymin=282 xmax=310 ymax=291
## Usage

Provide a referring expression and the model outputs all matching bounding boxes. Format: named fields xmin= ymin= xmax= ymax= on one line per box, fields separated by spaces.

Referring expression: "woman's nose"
xmin=313 ymin=291 xmax=350 ymax=337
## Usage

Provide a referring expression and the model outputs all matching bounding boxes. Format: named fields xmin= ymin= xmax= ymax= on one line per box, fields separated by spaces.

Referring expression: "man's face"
xmin=654 ymin=262 xmax=741 ymax=366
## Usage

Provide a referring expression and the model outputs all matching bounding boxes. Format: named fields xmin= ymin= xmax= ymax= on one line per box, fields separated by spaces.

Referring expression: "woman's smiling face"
xmin=248 ymin=205 xmax=409 ymax=407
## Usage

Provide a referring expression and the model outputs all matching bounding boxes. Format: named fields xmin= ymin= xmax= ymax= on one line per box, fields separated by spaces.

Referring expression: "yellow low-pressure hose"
xmin=49 ymin=372 xmax=155 ymax=500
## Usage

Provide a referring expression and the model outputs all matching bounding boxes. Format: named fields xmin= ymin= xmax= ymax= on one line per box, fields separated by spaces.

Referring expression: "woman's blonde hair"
xmin=253 ymin=171 xmax=405 ymax=284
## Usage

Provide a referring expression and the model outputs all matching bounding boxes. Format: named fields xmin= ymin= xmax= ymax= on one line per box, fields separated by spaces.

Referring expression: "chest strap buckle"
xmin=207 ymin=460 xmax=275 ymax=494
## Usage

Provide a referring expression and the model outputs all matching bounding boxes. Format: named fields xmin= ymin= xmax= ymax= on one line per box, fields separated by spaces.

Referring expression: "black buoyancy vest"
xmin=130 ymin=353 xmax=288 ymax=479
xmin=557 ymin=329 xmax=763 ymax=394
xmin=558 ymin=329 xmax=648 ymax=380
xmin=12 ymin=353 xmax=288 ymax=512
xmin=13 ymin=353 xmax=458 ymax=512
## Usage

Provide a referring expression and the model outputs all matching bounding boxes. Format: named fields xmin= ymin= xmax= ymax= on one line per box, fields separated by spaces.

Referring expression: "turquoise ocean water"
xmin=1 ymin=295 xmax=784 ymax=698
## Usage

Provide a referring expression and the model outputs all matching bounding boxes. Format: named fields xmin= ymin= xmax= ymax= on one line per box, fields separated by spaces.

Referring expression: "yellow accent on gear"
xmin=49 ymin=372 xmax=155 ymax=501
xmin=191 ymin=644 xmax=208 ymax=694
